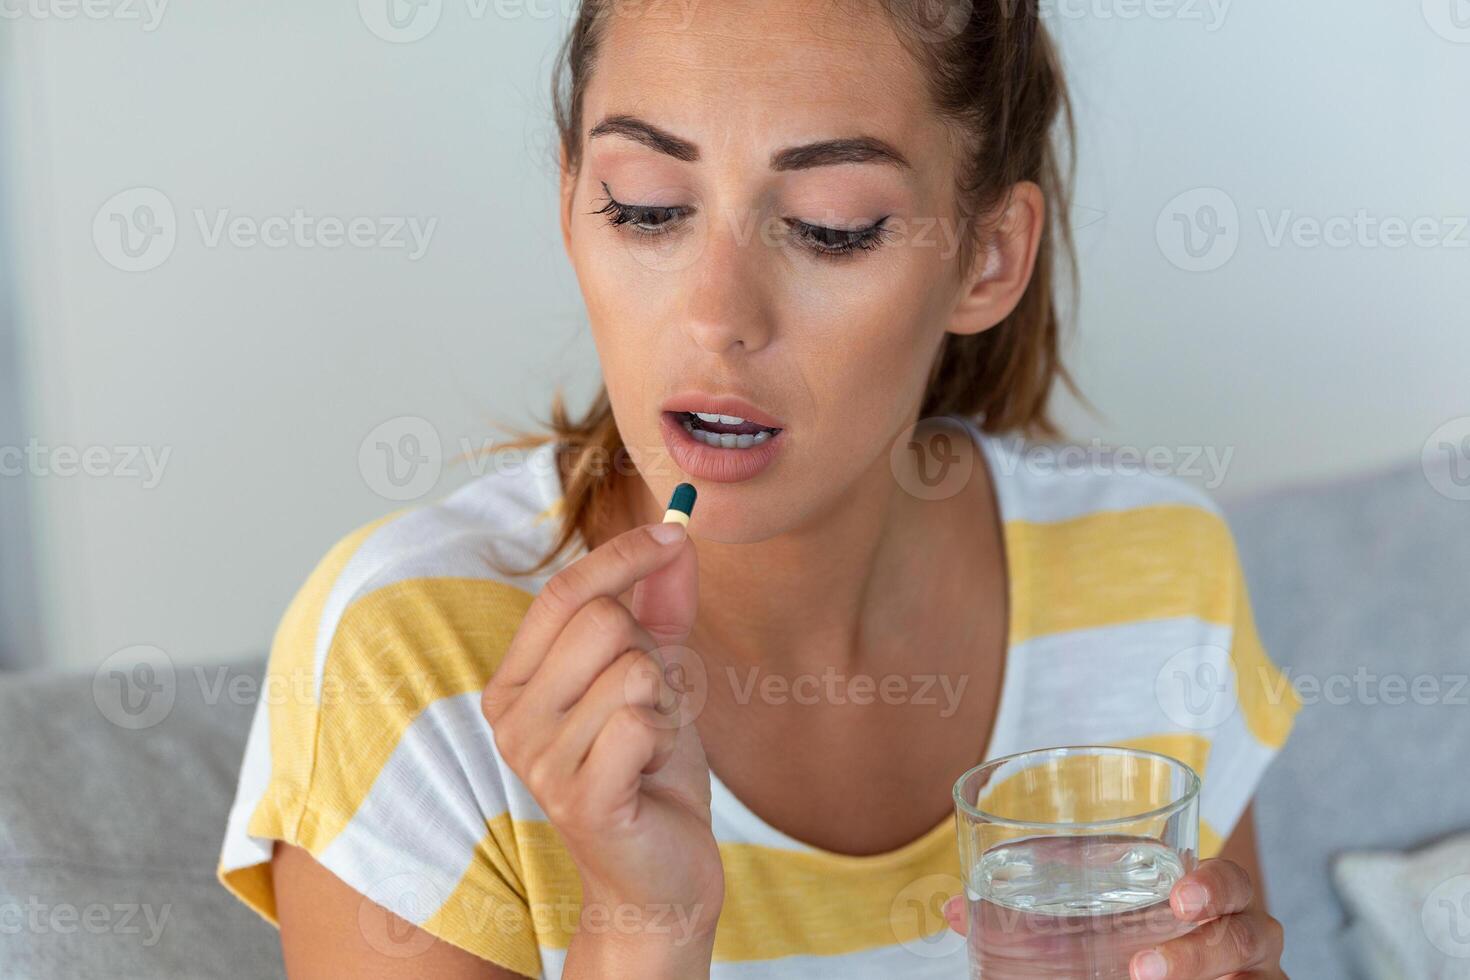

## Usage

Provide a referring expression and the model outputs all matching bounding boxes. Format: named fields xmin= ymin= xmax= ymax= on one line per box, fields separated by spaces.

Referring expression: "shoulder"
xmin=981 ymin=433 xmax=1242 ymax=633
xmin=277 ymin=442 xmax=571 ymax=701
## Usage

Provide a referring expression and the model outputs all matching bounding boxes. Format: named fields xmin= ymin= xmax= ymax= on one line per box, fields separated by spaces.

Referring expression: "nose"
xmin=680 ymin=209 xmax=774 ymax=355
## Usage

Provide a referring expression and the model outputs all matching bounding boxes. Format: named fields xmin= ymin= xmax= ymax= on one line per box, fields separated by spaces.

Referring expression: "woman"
xmin=217 ymin=1 xmax=1299 ymax=977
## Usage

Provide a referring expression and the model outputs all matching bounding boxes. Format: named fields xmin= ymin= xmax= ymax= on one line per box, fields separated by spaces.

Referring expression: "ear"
xmin=948 ymin=181 xmax=1045 ymax=337
xmin=559 ymin=142 xmax=576 ymax=259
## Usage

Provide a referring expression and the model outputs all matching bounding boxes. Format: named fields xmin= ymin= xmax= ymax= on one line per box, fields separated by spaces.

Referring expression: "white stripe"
xmin=218 ymin=691 xmax=275 ymax=872
xmin=999 ymin=617 xmax=1236 ymax=746
xmin=537 ymin=937 xmax=969 ymax=980
xmin=1196 ymin=709 xmax=1281 ymax=841
xmin=311 ymin=443 xmax=572 ymax=701
xmin=315 ymin=691 xmax=526 ymax=925
xmin=969 ymin=421 xmax=1223 ymax=526
xmin=998 ymin=617 xmax=1281 ymax=838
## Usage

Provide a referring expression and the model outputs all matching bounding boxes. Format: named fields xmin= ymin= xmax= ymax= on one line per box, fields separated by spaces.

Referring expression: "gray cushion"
xmin=1224 ymin=463 xmax=1470 ymax=979
xmin=0 ymin=658 xmax=284 ymax=980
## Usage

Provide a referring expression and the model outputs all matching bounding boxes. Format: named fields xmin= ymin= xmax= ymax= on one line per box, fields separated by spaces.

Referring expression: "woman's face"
xmin=561 ymin=0 xmax=1023 ymax=541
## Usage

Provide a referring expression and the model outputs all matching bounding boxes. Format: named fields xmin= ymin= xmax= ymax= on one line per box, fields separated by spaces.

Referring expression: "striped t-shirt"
xmin=217 ymin=416 xmax=1300 ymax=978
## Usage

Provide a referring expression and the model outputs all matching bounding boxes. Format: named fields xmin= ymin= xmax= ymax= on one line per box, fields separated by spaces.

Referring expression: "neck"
xmin=600 ymin=424 xmax=999 ymax=677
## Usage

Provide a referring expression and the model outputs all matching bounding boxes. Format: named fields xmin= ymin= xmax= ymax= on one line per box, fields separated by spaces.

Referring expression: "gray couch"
xmin=3 ymin=460 xmax=1468 ymax=979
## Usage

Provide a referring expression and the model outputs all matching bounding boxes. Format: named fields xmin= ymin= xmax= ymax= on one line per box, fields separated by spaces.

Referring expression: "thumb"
xmin=630 ymin=531 xmax=698 ymax=649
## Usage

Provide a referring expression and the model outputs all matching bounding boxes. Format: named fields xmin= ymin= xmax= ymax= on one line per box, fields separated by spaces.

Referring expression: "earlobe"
xmin=947 ymin=181 xmax=1046 ymax=338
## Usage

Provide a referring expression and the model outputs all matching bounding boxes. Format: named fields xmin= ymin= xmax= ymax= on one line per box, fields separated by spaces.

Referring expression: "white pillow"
xmin=1331 ymin=832 xmax=1470 ymax=979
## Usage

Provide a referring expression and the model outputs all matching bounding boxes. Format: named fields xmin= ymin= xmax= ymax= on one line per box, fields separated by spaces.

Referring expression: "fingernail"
xmin=1133 ymin=950 xmax=1168 ymax=980
xmin=1176 ymin=883 xmax=1207 ymax=917
xmin=648 ymin=522 xmax=686 ymax=545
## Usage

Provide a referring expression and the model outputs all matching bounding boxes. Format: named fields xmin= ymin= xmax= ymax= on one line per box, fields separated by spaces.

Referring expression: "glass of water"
xmin=953 ymin=745 xmax=1202 ymax=979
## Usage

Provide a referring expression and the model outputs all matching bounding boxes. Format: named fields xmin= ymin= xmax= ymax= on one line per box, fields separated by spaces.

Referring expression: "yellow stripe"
xmin=226 ymin=514 xmax=398 ymax=921
xmin=1006 ymin=505 xmax=1234 ymax=644
xmin=293 ymin=576 xmax=536 ymax=851
xmin=423 ymin=812 xmax=545 ymax=979
xmin=1224 ymin=562 xmax=1301 ymax=749
xmin=1006 ymin=504 xmax=1300 ymax=750
xmin=442 ymin=820 xmax=961 ymax=961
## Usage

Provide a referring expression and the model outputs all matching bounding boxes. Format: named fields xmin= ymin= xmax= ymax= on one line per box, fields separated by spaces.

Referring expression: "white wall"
xmin=4 ymin=2 xmax=1468 ymax=670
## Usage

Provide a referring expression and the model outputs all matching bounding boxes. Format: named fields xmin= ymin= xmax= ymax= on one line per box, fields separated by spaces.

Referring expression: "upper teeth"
xmin=695 ymin=412 xmax=746 ymax=425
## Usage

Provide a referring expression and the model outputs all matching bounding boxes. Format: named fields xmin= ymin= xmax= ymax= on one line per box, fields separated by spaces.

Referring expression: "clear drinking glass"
xmin=952 ymin=745 xmax=1202 ymax=979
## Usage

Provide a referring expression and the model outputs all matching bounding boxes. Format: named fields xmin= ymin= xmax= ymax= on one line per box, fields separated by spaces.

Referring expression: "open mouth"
xmin=670 ymin=411 xmax=783 ymax=450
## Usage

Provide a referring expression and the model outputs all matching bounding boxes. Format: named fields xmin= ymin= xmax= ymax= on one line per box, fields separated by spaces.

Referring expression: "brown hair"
xmin=486 ymin=0 xmax=1079 ymax=576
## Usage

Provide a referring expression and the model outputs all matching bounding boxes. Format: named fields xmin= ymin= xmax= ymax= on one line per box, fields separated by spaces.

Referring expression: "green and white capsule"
xmin=662 ymin=482 xmax=697 ymax=527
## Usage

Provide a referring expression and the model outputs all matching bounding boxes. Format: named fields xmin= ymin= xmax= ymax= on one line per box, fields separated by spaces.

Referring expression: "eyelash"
xmin=591 ymin=182 xmax=894 ymax=259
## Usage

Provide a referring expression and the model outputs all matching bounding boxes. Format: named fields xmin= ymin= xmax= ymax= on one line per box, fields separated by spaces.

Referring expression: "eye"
xmin=592 ymin=182 xmax=692 ymax=238
xmin=786 ymin=217 xmax=895 ymax=258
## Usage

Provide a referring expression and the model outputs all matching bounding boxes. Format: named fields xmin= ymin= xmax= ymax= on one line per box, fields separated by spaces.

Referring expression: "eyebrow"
xmin=587 ymin=114 xmax=912 ymax=172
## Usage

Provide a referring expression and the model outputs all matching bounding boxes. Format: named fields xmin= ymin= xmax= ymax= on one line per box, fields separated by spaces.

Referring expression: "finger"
xmin=492 ymin=522 xmax=688 ymax=694
xmin=578 ymin=704 xmax=680 ymax=816
xmin=542 ymin=650 xmax=678 ymax=778
xmin=942 ymin=895 xmax=968 ymax=936
xmin=1172 ymin=859 xmax=1255 ymax=921
xmin=631 ymin=530 xmax=698 ymax=648
xmin=515 ymin=595 xmax=660 ymax=719
xmin=1130 ymin=910 xmax=1283 ymax=980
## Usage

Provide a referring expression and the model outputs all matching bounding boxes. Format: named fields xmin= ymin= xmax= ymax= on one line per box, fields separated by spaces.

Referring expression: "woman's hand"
xmin=941 ymin=857 xmax=1287 ymax=979
xmin=481 ymin=520 xmax=721 ymax=976
xmin=1125 ymin=858 xmax=1287 ymax=979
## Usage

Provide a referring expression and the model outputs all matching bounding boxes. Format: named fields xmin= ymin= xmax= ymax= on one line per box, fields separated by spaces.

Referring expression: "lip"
xmin=659 ymin=410 xmax=785 ymax=483
xmin=659 ymin=392 xmax=786 ymax=430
